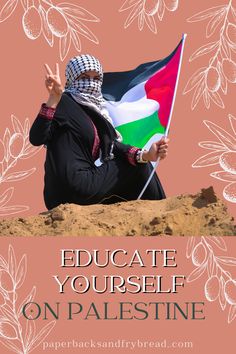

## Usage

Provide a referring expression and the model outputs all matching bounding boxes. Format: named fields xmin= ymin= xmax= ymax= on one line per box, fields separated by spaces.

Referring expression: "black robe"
xmin=30 ymin=93 xmax=165 ymax=209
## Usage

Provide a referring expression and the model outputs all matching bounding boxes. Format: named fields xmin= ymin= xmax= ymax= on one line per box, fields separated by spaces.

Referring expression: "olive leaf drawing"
xmin=0 ymin=245 xmax=56 ymax=353
xmin=0 ymin=0 xmax=100 ymax=61
xmin=0 ymin=115 xmax=42 ymax=216
xmin=183 ymin=1 xmax=236 ymax=110
xmin=192 ymin=114 xmax=236 ymax=203
xmin=186 ymin=236 xmax=236 ymax=324
xmin=119 ymin=0 xmax=179 ymax=33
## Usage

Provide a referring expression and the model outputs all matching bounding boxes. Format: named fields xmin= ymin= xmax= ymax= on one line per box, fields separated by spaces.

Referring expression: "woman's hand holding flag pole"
xmin=137 ymin=33 xmax=187 ymax=200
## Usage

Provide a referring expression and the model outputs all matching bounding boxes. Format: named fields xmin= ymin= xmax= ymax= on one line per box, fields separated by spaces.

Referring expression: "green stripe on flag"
xmin=116 ymin=111 xmax=165 ymax=148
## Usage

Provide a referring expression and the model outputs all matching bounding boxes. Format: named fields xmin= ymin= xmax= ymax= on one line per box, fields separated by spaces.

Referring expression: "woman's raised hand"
xmin=44 ymin=63 xmax=63 ymax=108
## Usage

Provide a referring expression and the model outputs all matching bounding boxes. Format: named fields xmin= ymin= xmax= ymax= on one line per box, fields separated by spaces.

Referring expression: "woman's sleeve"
xmin=29 ymin=104 xmax=56 ymax=146
xmin=113 ymin=140 xmax=141 ymax=166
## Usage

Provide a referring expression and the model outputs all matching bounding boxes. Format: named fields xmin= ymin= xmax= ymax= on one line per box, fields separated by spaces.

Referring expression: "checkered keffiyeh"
xmin=64 ymin=54 xmax=105 ymax=110
xmin=64 ymin=54 xmax=122 ymax=142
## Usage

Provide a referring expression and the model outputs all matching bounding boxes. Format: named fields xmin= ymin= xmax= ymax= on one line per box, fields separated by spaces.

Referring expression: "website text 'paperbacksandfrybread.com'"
xmin=42 ymin=339 xmax=194 ymax=351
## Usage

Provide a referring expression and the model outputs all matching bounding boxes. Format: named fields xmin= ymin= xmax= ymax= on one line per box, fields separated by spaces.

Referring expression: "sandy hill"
xmin=0 ymin=187 xmax=235 ymax=237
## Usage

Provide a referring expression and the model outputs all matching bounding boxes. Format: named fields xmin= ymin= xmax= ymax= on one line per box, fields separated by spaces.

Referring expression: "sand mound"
xmin=0 ymin=187 xmax=235 ymax=236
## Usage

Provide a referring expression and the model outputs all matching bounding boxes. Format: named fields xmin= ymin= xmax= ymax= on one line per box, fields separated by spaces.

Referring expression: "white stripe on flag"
xmin=106 ymin=96 xmax=160 ymax=127
xmin=104 ymin=66 xmax=167 ymax=127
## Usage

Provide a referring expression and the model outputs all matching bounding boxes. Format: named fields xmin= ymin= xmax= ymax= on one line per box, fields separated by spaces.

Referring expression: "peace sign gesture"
xmin=44 ymin=63 xmax=64 ymax=108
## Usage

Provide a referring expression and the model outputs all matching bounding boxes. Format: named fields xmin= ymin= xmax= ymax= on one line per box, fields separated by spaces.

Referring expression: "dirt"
xmin=0 ymin=187 xmax=235 ymax=236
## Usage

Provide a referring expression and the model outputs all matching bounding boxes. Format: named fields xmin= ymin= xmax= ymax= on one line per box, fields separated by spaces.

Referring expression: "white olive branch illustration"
xmin=208 ymin=1 xmax=232 ymax=68
xmin=201 ymin=237 xmax=231 ymax=281
xmin=0 ymin=0 xmax=100 ymax=61
xmin=119 ymin=0 xmax=179 ymax=33
xmin=192 ymin=114 xmax=236 ymax=203
xmin=0 ymin=245 xmax=56 ymax=354
xmin=0 ymin=115 xmax=42 ymax=216
xmin=183 ymin=1 xmax=236 ymax=110
xmin=186 ymin=236 xmax=236 ymax=324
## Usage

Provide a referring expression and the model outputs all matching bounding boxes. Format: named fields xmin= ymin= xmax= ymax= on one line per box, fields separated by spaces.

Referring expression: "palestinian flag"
xmin=102 ymin=37 xmax=184 ymax=149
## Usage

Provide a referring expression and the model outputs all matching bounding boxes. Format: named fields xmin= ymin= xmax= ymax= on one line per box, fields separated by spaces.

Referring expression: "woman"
xmin=30 ymin=54 xmax=169 ymax=210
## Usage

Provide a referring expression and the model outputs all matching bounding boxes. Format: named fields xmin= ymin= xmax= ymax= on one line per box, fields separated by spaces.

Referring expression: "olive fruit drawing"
xmin=187 ymin=236 xmax=236 ymax=324
xmin=0 ymin=0 xmax=100 ymax=61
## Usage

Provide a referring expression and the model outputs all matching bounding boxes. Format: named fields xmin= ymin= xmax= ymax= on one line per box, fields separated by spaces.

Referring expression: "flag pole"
xmin=137 ymin=33 xmax=187 ymax=200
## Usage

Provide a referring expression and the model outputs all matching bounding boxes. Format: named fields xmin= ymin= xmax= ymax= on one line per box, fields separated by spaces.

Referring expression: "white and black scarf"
xmin=64 ymin=54 xmax=122 ymax=144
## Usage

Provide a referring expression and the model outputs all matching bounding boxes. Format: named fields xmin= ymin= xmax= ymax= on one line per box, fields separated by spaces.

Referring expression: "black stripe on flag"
xmin=102 ymin=39 xmax=182 ymax=102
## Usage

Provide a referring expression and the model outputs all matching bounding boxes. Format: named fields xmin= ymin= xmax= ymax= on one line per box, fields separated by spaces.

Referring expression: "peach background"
xmin=0 ymin=0 xmax=235 ymax=218
xmin=1 ymin=2 xmax=236 ymax=352
xmin=0 ymin=237 xmax=235 ymax=353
